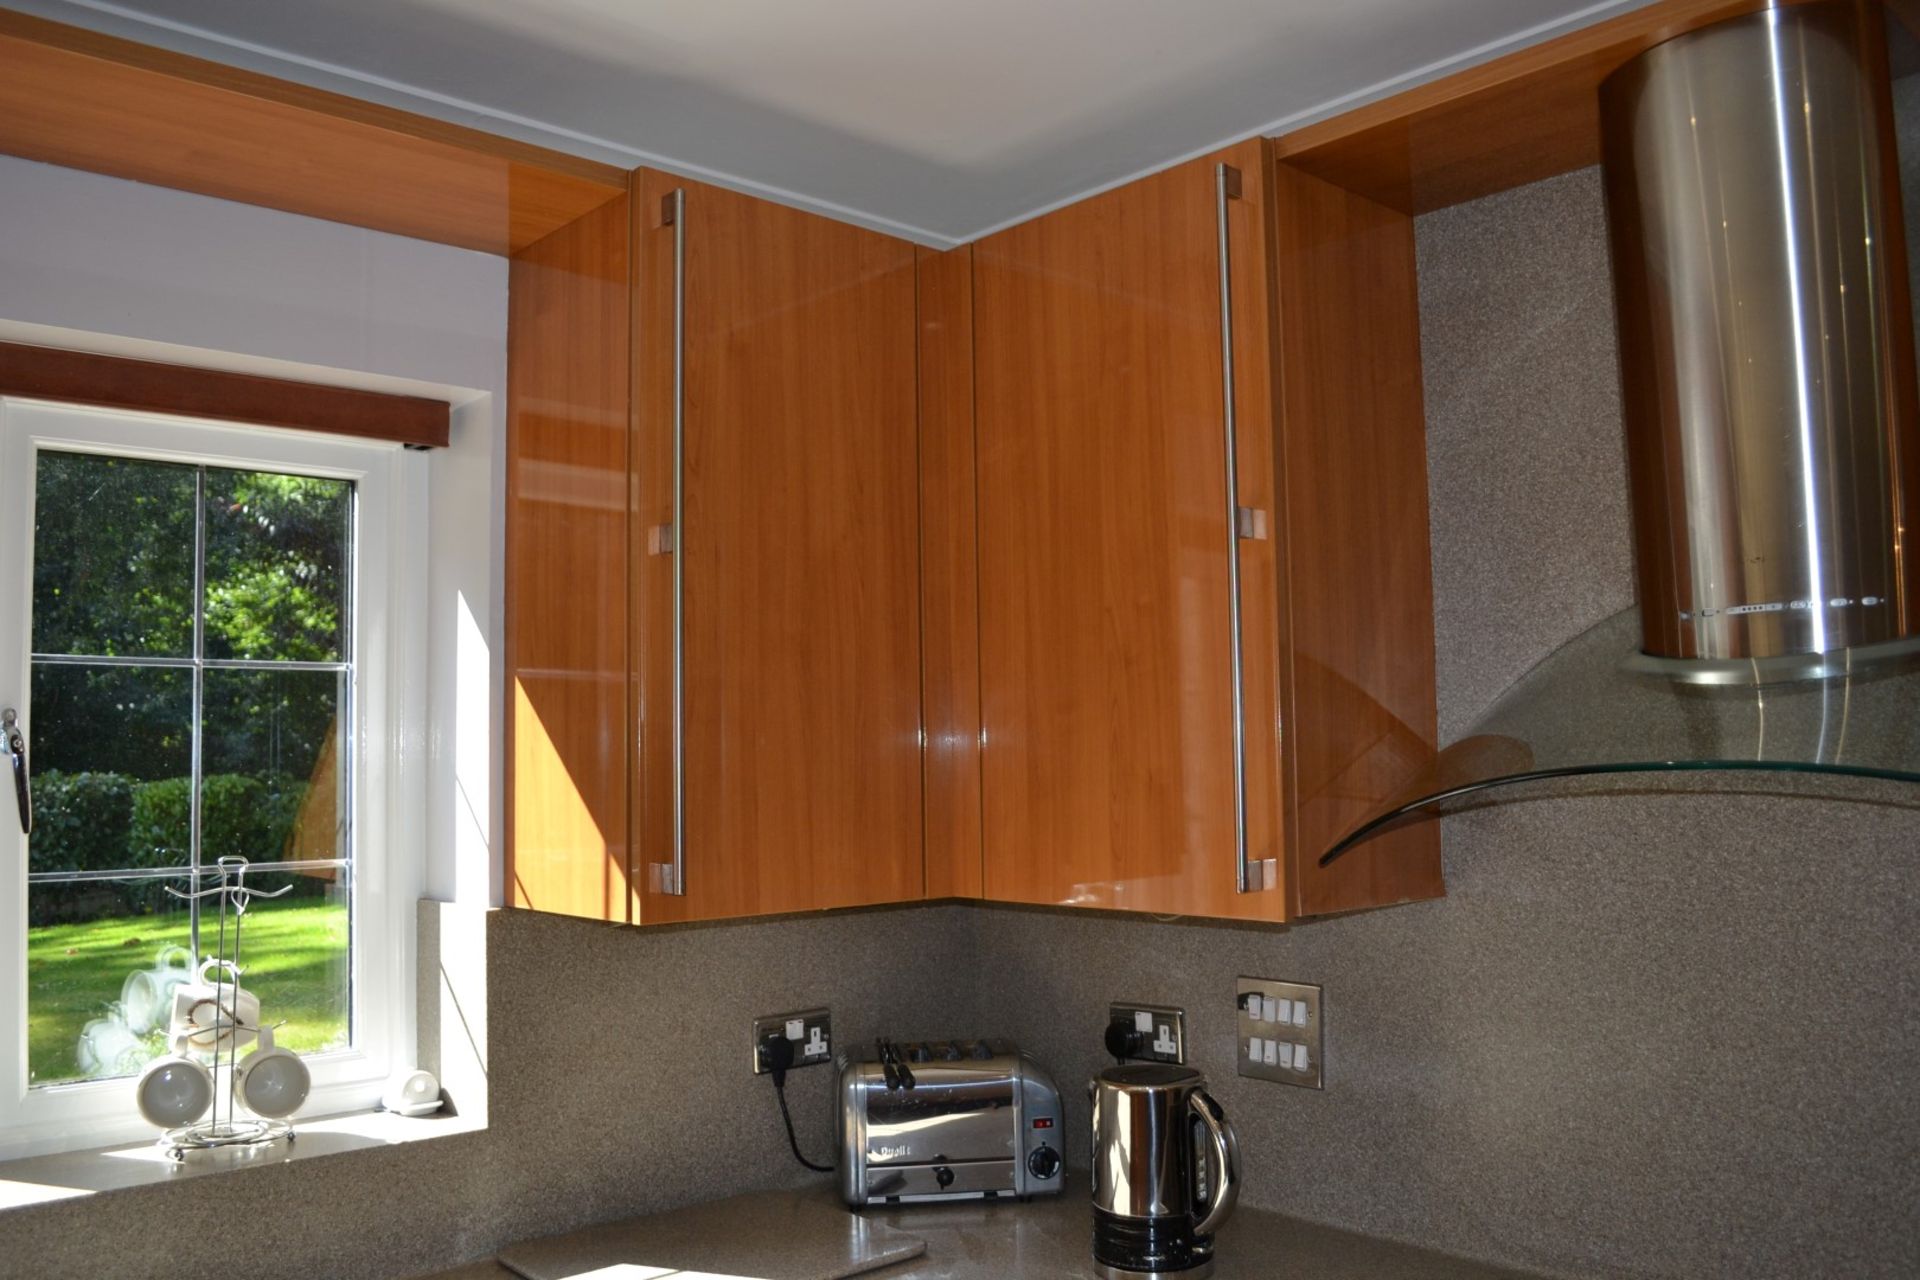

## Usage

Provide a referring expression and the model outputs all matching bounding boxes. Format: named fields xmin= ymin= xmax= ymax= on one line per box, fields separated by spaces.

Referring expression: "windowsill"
xmin=0 ymin=1106 xmax=485 ymax=1211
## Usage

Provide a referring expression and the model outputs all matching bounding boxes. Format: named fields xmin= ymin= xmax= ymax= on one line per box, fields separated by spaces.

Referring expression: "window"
xmin=0 ymin=399 xmax=420 ymax=1159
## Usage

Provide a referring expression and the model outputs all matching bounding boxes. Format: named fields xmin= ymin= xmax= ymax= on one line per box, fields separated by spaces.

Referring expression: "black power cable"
xmin=760 ymin=1033 xmax=834 ymax=1174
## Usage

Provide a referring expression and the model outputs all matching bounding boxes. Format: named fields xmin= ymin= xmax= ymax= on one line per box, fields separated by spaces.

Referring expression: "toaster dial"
xmin=1028 ymin=1145 xmax=1062 ymax=1181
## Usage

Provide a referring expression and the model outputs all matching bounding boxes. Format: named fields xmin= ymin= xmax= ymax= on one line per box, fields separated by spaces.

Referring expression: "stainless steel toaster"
xmin=837 ymin=1038 xmax=1065 ymax=1206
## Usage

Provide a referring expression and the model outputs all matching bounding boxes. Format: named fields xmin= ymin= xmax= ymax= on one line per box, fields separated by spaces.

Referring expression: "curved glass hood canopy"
xmin=1326 ymin=3 xmax=1920 ymax=866
xmin=1321 ymin=606 xmax=1920 ymax=864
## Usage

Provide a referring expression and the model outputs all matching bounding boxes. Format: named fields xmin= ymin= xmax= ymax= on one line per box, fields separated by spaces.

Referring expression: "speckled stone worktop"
xmin=415 ymin=1180 xmax=1549 ymax=1280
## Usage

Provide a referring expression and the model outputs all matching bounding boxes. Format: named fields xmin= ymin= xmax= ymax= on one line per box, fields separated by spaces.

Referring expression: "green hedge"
xmin=29 ymin=772 xmax=135 ymax=877
xmin=29 ymin=772 xmax=136 ymax=926
xmin=30 ymin=771 xmax=317 ymax=922
xmin=129 ymin=775 xmax=259 ymax=866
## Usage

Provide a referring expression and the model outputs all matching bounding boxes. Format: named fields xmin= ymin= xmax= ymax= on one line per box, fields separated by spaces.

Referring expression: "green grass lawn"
xmin=27 ymin=896 xmax=350 ymax=1085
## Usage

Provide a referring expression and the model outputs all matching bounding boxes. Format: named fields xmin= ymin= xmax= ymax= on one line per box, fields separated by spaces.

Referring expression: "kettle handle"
xmin=1189 ymin=1089 xmax=1240 ymax=1237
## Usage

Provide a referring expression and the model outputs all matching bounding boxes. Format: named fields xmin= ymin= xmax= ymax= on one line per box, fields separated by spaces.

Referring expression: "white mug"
xmin=76 ymin=1015 xmax=147 ymax=1079
xmin=380 ymin=1067 xmax=442 ymax=1116
xmin=167 ymin=958 xmax=260 ymax=1058
xmin=234 ymin=1026 xmax=310 ymax=1120
xmin=119 ymin=945 xmax=197 ymax=1037
xmin=134 ymin=1038 xmax=214 ymax=1129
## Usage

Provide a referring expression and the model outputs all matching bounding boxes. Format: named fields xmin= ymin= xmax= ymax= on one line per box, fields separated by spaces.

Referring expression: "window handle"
xmin=2 ymin=708 xmax=29 ymax=836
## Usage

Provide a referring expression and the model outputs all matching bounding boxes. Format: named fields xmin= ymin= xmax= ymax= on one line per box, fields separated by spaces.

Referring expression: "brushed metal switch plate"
xmin=1236 ymin=977 xmax=1323 ymax=1089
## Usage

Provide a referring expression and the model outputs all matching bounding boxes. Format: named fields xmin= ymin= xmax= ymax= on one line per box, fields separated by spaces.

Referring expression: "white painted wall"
xmin=0 ymin=153 xmax=506 ymax=909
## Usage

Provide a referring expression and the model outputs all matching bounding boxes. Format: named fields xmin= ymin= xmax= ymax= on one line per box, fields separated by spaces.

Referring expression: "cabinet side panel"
xmin=918 ymin=245 xmax=985 ymax=900
xmin=1269 ymin=156 xmax=1444 ymax=916
xmin=505 ymin=194 xmax=632 ymax=920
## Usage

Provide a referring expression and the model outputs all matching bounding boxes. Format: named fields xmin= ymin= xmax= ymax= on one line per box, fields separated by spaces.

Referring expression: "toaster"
xmin=837 ymin=1038 xmax=1065 ymax=1206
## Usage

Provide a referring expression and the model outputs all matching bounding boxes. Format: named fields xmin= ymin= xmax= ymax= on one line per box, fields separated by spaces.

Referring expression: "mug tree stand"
xmin=156 ymin=857 xmax=297 ymax=1164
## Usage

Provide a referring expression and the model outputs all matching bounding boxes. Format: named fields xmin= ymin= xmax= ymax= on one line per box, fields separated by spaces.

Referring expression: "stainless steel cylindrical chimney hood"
xmin=1320 ymin=1 xmax=1920 ymax=868
xmin=1601 ymin=0 xmax=1920 ymax=675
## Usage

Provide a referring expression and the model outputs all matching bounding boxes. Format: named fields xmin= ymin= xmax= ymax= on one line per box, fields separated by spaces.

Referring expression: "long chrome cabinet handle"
xmin=1216 ymin=162 xmax=1254 ymax=895
xmin=3 ymin=707 xmax=30 ymax=836
xmin=660 ymin=188 xmax=688 ymax=896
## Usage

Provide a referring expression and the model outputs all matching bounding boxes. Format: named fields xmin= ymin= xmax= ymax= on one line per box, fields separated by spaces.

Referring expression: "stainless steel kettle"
xmin=1089 ymin=1064 xmax=1240 ymax=1280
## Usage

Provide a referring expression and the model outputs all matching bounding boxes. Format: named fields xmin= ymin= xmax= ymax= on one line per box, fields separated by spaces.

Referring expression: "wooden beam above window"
xmin=0 ymin=342 xmax=451 ymax=449
xmin=0 ymin=9 xmax=628 ymax=256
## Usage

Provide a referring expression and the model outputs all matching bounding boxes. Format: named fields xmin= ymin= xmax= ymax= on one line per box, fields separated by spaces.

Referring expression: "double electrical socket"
xmin=1107 ymin=1002 xmax=1187 ymax=1064
xmin=751 ymin=1007 xmax=833 ymax=1074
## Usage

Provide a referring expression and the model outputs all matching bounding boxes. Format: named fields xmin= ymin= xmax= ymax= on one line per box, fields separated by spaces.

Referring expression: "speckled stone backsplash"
xmin=0 ymin=904 xmax=978 ymax=1280
xmin=970 ymin=168 xmax=1920 ymax=1280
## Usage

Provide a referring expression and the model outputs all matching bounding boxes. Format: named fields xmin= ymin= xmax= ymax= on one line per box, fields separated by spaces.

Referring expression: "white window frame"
xmin=0 ymin=397 xmax=424 ymax=1160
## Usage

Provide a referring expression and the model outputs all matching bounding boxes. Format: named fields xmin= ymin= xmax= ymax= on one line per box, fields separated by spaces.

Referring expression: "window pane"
xmin=32 ymin=451 xmax=196 ymax=658
xmin=26 ymin=866 xmax=350 ymax=1087
xmin=30 ymin=663 xmax=192 ymax=781
xmin=28 ymin=876 xmax=192 ymax=1086
xmin=202 ymin=668 xmax=347 ymax=863
xmin=31 ymin=664 xmax=191 ymax=883
xmin=203 ymin=468 xmax=351 ymax=662
xmin=231 ymin=866 xmax=352 ymax=1059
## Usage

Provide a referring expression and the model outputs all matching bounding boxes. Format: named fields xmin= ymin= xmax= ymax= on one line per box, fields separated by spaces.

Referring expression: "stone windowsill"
xmin=0 ymin=1107 xmax=484 ymax=1211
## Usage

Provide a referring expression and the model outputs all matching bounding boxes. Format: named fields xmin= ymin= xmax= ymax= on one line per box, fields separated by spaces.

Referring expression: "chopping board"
xmin=498 ymin=1189 xmax=926 ymax=1280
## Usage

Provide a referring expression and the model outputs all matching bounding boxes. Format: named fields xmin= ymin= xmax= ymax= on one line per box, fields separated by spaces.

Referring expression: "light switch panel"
xmin=1237 ymin=977 xmax=1323 ymax=1089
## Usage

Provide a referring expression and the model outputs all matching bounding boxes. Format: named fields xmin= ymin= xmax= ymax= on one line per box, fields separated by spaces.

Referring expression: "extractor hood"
xmin=1326 ymin=0 xmax=1920 ymax=864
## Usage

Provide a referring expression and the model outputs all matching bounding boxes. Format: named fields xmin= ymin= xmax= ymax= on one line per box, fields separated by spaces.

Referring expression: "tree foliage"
xmin=26 ymin=453 xmax=350 ymax=885
xmin=203 ymin=468 xmax=348 ymax=662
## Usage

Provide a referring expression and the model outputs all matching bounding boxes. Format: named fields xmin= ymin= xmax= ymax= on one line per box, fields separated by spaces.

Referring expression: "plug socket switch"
xmin=751 ymin=1008 xmax=832 ymax=1075
xmin=1107 ymin=1002 xmax=1186 ymax=1064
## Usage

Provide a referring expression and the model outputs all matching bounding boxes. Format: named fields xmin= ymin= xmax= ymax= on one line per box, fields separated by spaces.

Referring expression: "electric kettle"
xmin=1089 ymin=1063 xmax=1240 ymax=1279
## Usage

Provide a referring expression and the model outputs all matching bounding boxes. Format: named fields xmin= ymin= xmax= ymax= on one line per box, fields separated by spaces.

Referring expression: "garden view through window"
xmin=27 ymin=449 xmax=352 ymax=1087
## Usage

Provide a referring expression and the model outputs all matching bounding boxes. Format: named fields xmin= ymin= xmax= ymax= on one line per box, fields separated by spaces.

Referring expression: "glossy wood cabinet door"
xmin=972 ymin=140 xmax=1288 ymax=921
xmin=968 ymin=141 xmax=1444 ymax=920
xmin=505 ymin=195 xmax=632 ymax=921
xmin=631 ymin=172 xmax=924 ymax=923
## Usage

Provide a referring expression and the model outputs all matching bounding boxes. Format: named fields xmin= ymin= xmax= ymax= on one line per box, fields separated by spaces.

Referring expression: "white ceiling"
xmin=16 ymin=0 xmax=1657 ymax=245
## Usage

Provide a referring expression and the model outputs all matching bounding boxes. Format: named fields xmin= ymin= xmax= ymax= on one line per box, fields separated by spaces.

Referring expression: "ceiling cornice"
xmin=11 ymin=0 xmax=1655 ymax=247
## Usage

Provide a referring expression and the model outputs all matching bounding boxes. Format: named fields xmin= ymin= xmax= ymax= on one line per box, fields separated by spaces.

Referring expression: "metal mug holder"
xmin=154 ymin=856 xmax=296 ymax=1163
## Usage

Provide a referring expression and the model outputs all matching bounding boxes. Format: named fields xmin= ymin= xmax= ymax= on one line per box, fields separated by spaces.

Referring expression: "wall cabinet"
xmin=508 ymin=174 xmax=925 ymax=924
xmin=969 ymin=142 xmax=1286 ymax=920
xmin=508 ymin=146 xmax=1444 ymax=926
xmin=965 ymin=140 xmax=1442 ymax=920
xmin=629 ymin=174 xmax=925 ymax=923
